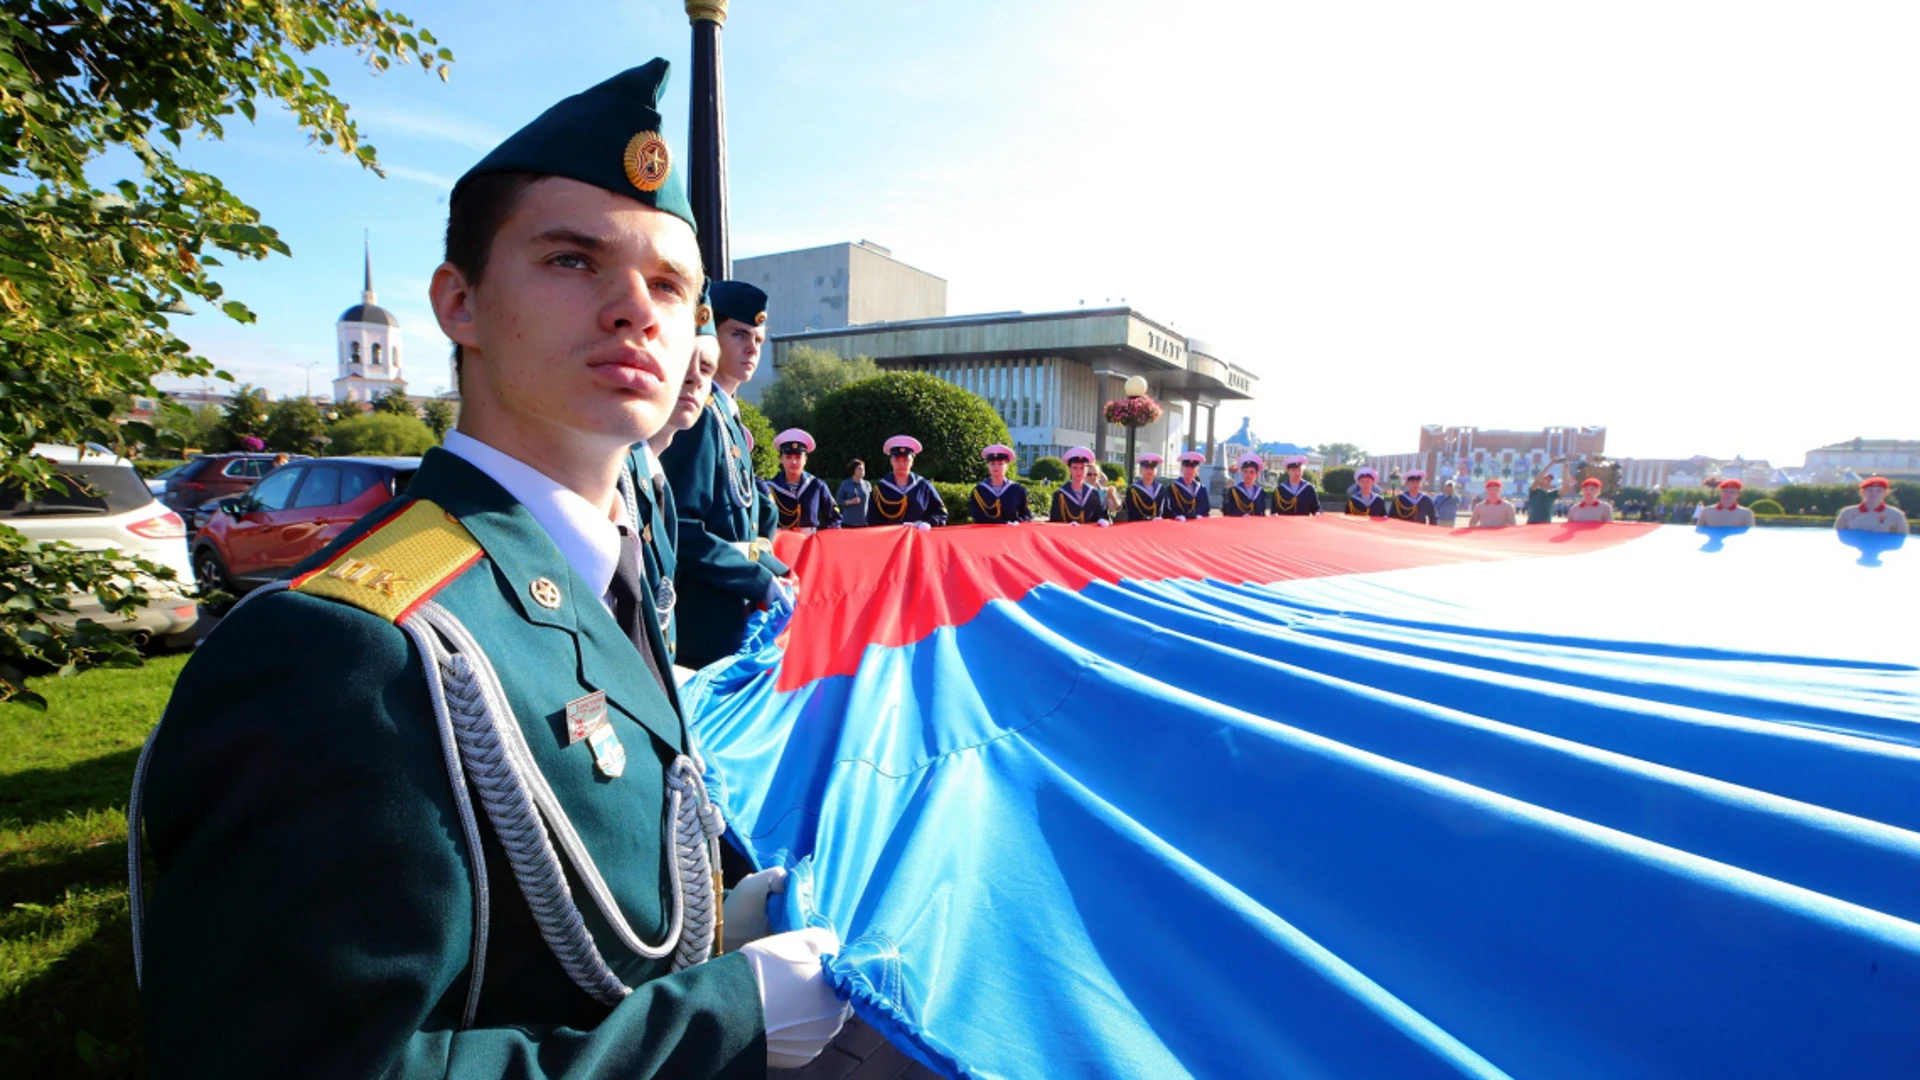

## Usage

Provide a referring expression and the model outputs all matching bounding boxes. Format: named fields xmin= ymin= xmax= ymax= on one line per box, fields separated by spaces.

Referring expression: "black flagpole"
xmin=687 ymin=0 xmax=730 ymax=280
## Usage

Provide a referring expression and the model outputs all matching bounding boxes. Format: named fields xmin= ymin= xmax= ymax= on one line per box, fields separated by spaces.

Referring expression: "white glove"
xmin=1173 ymin=515 xmax=1186 ymax=522
xmin=761 ymin=578 xmax=794 ymax=620
xmin=1006 ymin=520 xmax=1021 ymax=527
xmin=741 ymin=927 xmax=851 ymax=1068
xmin=723 ymin=866 xmax=786 ymax=951
xmin=1096 ymin=519 xmax=1111 ymax=528
xmin=911 ymin=521 xmax=932 ymax=531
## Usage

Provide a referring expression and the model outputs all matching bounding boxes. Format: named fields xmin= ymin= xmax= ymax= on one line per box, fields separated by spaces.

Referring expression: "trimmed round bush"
xmin=1098 ymin=461 xmax=1124 ymax=484
xmin=1321 ymin=466 xmax=1356 ymax=498
xmin=1748 ymin=498 xmax=1785 ymax=516
xmin=812 ymin=373 xmax=1011 ymax=484
xmin=327 ymin=412 xmax=436 ymax=456
xmin=1028 ymin=456 xmax=1068 ymax=483
xmin=739 ymin=399 xmax=778 ymax=478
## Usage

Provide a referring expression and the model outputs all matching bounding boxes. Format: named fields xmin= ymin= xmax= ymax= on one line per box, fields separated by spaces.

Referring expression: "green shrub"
xmin=1322 ymin=466 xmax=1356 ymax=498
xmin=1748 ymin=498 xmax=1785 ymax=515
xmin=1028 ymin=456 xmax=1067 ymax=483
xmin=327 ymin=413 xmax=435 ymax=456
xmin=812 ymin=373 xmax=1011 ymax=484
xmin=1098 ymin=461 xmax=1124 ymax=484
xmin=738 ymin=400 xmax=778 ymax=478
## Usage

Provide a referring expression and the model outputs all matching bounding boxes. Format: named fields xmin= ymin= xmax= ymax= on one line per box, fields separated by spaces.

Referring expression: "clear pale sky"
xmin=159 ymin=0 xmax=1919 ymax=466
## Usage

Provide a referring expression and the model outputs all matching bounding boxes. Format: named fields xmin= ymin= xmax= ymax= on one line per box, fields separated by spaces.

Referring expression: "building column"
xmin=1186 ymin=392 xmax=1199 ymax=452
xmin=1204 ymin=402 xmax=1217 ymax=462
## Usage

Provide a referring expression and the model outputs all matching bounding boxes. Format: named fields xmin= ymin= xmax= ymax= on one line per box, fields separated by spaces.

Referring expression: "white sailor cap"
xmin=1237 ymin=453 xmax=1264 ymax=469
xmin=774 ymin=428 xmax=814 ymax=454
xmin=1355 ymin=467 xmax=1378 ymax=480
xmin=1404 ymin=469 xmax=1426 ymax=480
xmin=884 ymin=435 xmax=923 ymax=456
xmin=1284 ymin=455 xmax=1308 ymax=468
xmin=1063 ymin=446 xmax=1095 ymax=465
xmin=1136 ymin=452 xmax=1163 ymax=466
xmin=1177 ymin=450 xmax=1206 ymax=466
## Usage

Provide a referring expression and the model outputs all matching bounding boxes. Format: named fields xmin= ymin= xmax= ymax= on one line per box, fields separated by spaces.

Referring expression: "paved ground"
xmin=770 ymin=1017 xmax=943 ymax=1080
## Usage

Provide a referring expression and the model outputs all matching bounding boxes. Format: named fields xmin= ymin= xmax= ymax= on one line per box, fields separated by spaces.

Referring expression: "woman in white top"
xmin=1469 ymin=478 xmax=1519 ymax=528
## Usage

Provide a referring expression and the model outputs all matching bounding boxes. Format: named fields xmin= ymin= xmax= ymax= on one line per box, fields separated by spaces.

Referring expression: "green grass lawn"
xmin=1 ymin=653 xmax=186 ymax=1079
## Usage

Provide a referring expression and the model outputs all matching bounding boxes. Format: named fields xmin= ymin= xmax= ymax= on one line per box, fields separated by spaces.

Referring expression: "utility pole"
xmin=686 ymin=0 xmax=730 ymax=279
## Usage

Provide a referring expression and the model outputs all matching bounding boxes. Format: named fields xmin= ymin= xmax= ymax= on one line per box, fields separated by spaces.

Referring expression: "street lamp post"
xmin=686 ymin=1 xmax=730 ymax=279
xmin=1121 ymin=375 xmax=1147 ymax=484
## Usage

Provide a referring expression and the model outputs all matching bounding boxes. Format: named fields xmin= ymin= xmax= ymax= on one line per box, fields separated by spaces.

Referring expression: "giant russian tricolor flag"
xmin=685 ymin=518 xmax=1918 ymax=1079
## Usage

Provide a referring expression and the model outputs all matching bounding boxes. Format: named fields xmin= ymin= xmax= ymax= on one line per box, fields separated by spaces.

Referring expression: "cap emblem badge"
xmin=695 ymin=303 xmax=713 ymax=327
xmin=624 ymin=131 xmax=671 ymax=193
xmin=753 ymin=311 xmax=768 ymax=325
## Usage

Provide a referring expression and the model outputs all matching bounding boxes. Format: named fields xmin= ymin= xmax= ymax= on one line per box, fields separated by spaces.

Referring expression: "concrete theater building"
xmin=737 ymin=242 xmax=1259 ymax=472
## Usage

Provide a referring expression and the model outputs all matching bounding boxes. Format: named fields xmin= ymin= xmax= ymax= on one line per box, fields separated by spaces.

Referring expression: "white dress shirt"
xmin=442 ymin=431 xmax=622 ymax=613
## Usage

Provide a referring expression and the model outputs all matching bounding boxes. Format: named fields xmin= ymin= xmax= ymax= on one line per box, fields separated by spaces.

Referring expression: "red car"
xmin=158 ymin=453 xmax=293 ymax=512
xmin=192 ymin=456 xmax=419 ymax=599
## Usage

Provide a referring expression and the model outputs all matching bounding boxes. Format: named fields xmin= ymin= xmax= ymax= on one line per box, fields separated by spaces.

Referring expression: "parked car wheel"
xmin=193 ymin=546 xmax=237 ymax=613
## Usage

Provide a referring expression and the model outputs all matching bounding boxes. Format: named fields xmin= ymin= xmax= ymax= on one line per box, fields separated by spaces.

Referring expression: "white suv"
xmin=4 ymin=445 xmax=200 ymax=645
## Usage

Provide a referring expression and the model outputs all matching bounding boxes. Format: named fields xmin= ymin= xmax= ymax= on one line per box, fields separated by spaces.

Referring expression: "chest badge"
xmin=587 ymin=725 xmax=627 ymax=778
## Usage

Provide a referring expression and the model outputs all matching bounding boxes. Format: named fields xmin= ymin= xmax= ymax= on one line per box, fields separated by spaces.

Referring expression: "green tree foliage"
xmin=1098 ymin=461 xmax=1125 ymax=484
xmin=0 ymin=1 xmax=450 ymax=701
xmin=219 ymin=384 xmax=270 ymax=443
xmin=1028 ymin=455 xmax=1067 ymax=482
xmin=1749 ymin=498 xmax=1785 ymax=515
xmin=419 ymin=397 xmax=457 ymax=440
xmin=327 ymin=412 xmax=435 ymax=456
xmin=1322 ymin=466 xmax=1356 ymax=497
xmin=373 ymin=387 xmax=418 ymax=417
xmin=738 ymin=400 xmax=778 ymax=478
xmin=159 ymin=401 xmax=224 ymax=454
xmin=812 ymin=373 xmax=1011 ymax=484
xmin=758 ymin=347 xmax=880 ymax=433
xmin=1316 ymin=442 xmax=1368 ymax=466
xmin=263 ymin=397 xmax=326 ymax=453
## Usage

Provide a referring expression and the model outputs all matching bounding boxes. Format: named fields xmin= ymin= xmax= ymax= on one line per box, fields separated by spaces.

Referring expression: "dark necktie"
xmin=611 ymin=525 xmax=670 ymax=699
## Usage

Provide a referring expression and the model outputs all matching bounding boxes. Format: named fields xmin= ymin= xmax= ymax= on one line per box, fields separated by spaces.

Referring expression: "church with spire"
xmin=333 ymin=239 xmax=406 ymax=405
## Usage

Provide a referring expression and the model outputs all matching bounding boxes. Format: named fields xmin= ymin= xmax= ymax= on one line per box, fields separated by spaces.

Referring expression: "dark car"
xmin=192 ymin=457 xmax=419 ymax=598
xmin=159 ymin=453 xmax=297 ymax=512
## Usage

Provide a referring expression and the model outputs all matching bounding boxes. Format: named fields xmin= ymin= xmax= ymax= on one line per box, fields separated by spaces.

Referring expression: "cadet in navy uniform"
xmin=1124 ymin=452 xmax=1171 ymax=521
xmin=131 ymin=61 xmax=847 ymax=1079
xmin=1272 ymin=455 xmax=1320 ymax=516
xmin=866 ymin=435 xmax=947 ymax=527
xmin=1389 ymin=469 xmax=1438 ymax=524
xmin=1049 ymin=446 xmax=1110 ymax=526
xmin=1168 ymin=450 xmax=1210 ymax=519
xmin=1222 ymin=453 xmax=1269 ymax=517
xmin=659 ymin=279 xmax=793 ymax=669
xmin=971 ymin=443 xmax=1032 ymax=524
xmin=766 ymin=428 xmax=840 ymax=532
xmin=1346 ymin=466 xmax=1389 ymax=517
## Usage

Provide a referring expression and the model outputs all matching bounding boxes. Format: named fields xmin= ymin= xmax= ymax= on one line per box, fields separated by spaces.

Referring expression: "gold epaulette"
xmin=292 ymin=499 xmax=483 ymax=623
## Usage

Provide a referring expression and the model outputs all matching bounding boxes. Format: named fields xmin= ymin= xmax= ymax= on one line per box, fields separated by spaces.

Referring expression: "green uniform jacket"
xmin=626 ymin=443 xmax=681 ymax=676
xmin=138 ymin=449 xmax=764 ymax=1079
xmin=658 ymin=393 xmax=789 ymax=669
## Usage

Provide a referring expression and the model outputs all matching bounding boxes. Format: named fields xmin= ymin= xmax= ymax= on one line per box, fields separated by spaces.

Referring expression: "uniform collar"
xmin=407 ymin=448 xmax=683 ymax=751
xmin=443 ymin=431 xmax=621 ymax=607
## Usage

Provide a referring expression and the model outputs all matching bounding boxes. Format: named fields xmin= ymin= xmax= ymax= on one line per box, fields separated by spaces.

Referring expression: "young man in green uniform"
xmin=130 ymin=62 xmax=846 ymax=1078
xmin=659 ymin=280 xmax=792 ymax=669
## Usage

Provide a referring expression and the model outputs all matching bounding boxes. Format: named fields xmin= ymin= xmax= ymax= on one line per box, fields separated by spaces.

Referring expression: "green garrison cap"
xmin=695 ymin=279 xmax=715 ymax=337
xmin=710 ymin=280 xmax=769 ymax=327
xmin=452 ymin=58 xmax=695 ymax=232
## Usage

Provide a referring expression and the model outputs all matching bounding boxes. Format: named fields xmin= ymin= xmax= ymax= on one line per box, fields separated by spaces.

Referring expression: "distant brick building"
xmin=1371 ymin=425 xmax=1606 ymax=486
